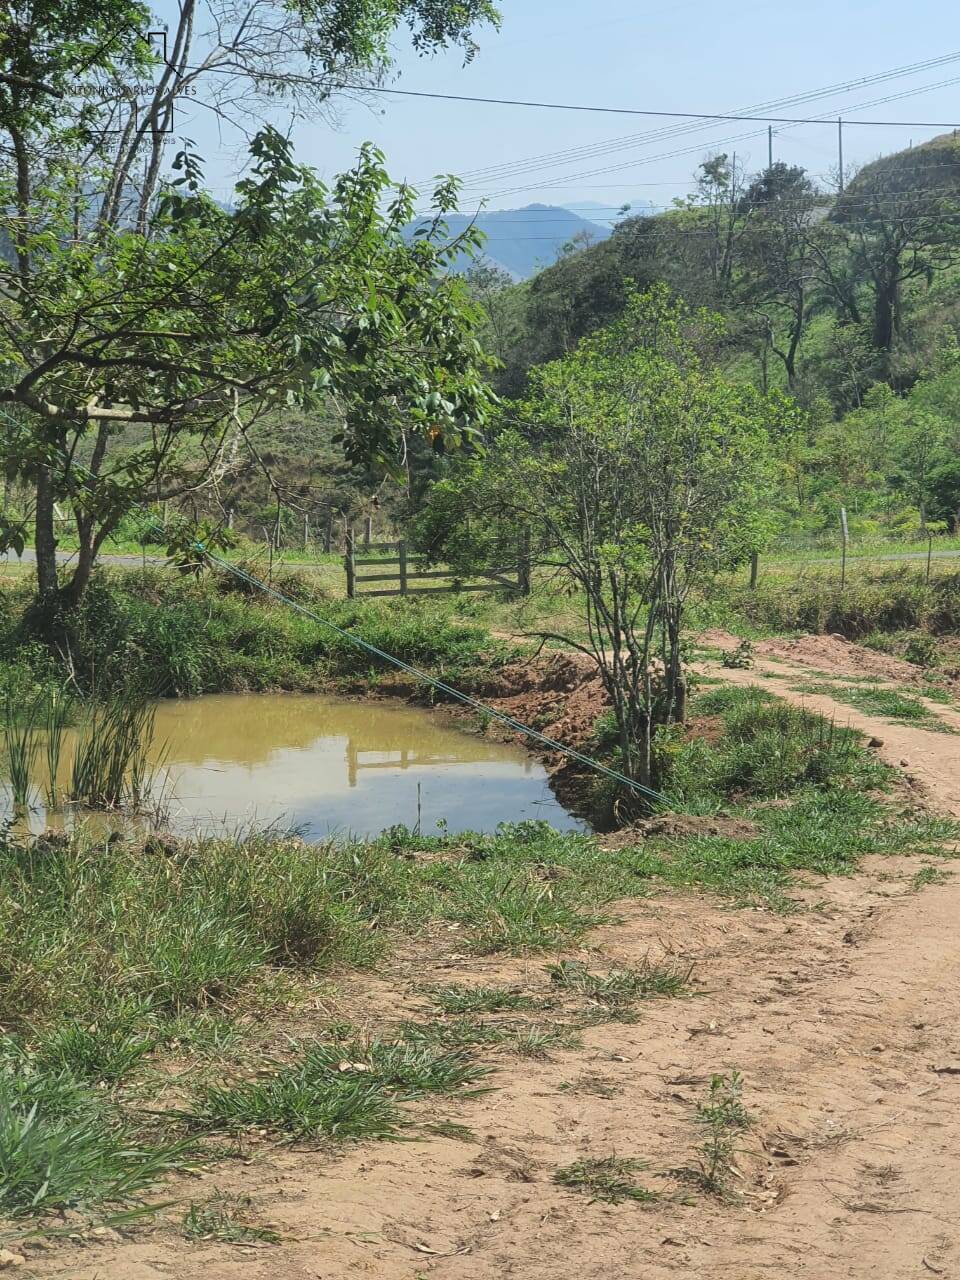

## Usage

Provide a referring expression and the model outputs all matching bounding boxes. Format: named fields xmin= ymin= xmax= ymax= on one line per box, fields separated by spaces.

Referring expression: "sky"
xmin=156 ymin=0 xmax=960 ymax=229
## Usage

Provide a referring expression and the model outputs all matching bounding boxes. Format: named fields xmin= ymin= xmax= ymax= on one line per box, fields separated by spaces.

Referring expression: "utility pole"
xmin=837 ymin=117 xmax=844 ymax=194
xmin=768 ymin=125 xmax=773 ymax=171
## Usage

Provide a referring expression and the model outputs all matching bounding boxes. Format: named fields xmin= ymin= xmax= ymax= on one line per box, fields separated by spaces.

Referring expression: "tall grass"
xmin=721 ymin=565 xmax=960 ymax=638
xmin=659 ymin=685 xmax=889 ymax=807
xmin=2 ymin=694 xmax=37 ymax=808
xmin=0 ymin=568 xmax=507 ymax=701
xmin=42 ymin=687 xmax=72 ymax=809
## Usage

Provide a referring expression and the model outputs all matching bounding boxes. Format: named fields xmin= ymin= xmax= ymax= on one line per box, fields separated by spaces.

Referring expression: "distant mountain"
xmin=405 ymin=204 xmax=613 ymax=280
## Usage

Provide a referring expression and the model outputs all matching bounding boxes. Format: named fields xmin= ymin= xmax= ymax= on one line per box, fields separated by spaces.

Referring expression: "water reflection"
xmin=2 ymin=693 xmax=582 ymax=840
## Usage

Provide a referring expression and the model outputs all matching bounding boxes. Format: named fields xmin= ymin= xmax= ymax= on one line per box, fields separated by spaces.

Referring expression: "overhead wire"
xmin=413 ymin=51 xmax=960 ymax=190
xmin=468 ymin=74 xmax=960 ymax=204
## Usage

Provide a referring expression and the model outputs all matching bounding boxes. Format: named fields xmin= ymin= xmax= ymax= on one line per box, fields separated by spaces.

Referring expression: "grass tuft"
xmin=554 ymin=1156 xmax=658 ymax=1204
xmin=0 ymin=1060 xmax=191 ymax=1216
xmin=548 ymin=958 xmax=693 ymax=1010
xmin=189 ymin=1037 xmax=491 ymax=1140
xmin=427 ymin=984 xmax=536 ymax=1014
xmin=182 ymin=1194 xmax=279 ymax=1244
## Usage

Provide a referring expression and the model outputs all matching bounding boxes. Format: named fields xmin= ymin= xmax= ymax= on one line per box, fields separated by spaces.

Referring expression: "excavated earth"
xmin=31 ymin=635 xmax=960 ymax=1280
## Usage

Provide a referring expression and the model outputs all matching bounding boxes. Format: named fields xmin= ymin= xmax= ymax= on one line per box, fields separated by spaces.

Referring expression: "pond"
xmin=2 ymin=693 xmax=583 ymax=839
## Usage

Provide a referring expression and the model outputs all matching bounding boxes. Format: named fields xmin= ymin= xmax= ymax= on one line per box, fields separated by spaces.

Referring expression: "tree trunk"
xmin=60 ymin=529 xmax=99 ymax=607
xmin=873 ymin=267 xmax=898 ymax=352
xmin=34 ymin=469 xmax=59 ymax=599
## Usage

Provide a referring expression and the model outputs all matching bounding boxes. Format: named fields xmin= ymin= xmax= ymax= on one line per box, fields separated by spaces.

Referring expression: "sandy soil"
xmin=31 ymin=637 xmax=960 ymax=1280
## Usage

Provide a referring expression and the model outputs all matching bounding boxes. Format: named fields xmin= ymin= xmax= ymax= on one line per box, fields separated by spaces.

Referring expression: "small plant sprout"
xmin=692 ymin=1071 xmax=751 ymax=1198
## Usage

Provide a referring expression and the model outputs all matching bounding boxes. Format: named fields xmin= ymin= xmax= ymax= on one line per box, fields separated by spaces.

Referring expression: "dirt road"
xmin=40 ymin=638 xmax=960 ymax=1280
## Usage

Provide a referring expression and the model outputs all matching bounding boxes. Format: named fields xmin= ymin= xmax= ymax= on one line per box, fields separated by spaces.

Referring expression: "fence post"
xmin=398 ymin=540 xmax=408 ymax=595
xmin=518 ymin=527 xmax=531 ymax=596
xmin=839 ymin=506 xmax=849 ymax=591
xmin=749 ymin=551 xmax=759 ymax=589
xmin=324 ymin=516 xmax=333 ymax=555
xmin=363 ymin=515 xmax=372 ymax=549
xmin=344 ymin=527 xmax=356 ymax=599
xmin=927 ymin=531 xmax=934 ymax=584
xmin=302 ymin=512 xmax=309 ymax=549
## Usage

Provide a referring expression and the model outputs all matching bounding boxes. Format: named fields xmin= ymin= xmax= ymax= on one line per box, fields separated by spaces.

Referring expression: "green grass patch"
xmin=911 ymin=865 xmax=951 ymax=891
xmin=0 ymin=566 xmax=508 ymax=702
xmin=0 ymin=1058 xmax=191 ymax=1217
xmin=791 ymin=681 xmax=955 ymax=731
xmin=660 ymin=684 xmax=889 ymax=806
xmin=188 ymin=1037 xmax=491 ymax=1140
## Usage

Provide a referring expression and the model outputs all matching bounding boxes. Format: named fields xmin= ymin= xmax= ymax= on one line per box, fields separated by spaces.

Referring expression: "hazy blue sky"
xmin=158 ymin=0 xmax=960 ymax=222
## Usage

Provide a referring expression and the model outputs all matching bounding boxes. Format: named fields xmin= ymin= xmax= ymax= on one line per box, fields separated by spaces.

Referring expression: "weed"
xmin=2 ymin=692 xmax=37 ymax=807
xmin=692 ymin=1071 xmax=750 ymax=1198
xmin=182 ymin=1194 xmax=279 ymax=1244
xmin=918 ymin=684 xmax=953 ymax=705
xmin=557 ymin=1076 xmax=620 ymax=1098
xmin=401 ymin=1017 xmax=576 ymax=1058
xmin=721 ymin=639 xmax=755 ymax=670
xmin=554 ymin=1156 xmax=658 ymax=1204
xmin=910 ymin=865 xmax=951 ymax=891
xmin=510 ymin=1025 xmax=580 ymax=1058
xmin=0 ymin=1059 xmax=191 ymax=1216
xmin=904 ymin=632 xmax=940 ymax=668
xmin=792 ymin=681 xmax=954 ymax=732
xmin=42 ymin=687 xmax=73 ymax=808
xmin=419 ymin=1120 xmax=476 ymax=1142
xmin=31 ymin=1005 xmax=156 ymax=1084
xmin=663 ymin=685 xmax=886 ymax=804
xmin=442 ymin=867 xmax=609 ymax=953
xmin=189 ymin=1037 xmax=490 ymax=1140
xmin=70 ymin=694 xmax=160 ymax=809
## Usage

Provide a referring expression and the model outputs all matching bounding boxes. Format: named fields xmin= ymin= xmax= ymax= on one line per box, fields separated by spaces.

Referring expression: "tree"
xmin=833 ymin=159 xmax=960 ymax=360
xmin=0 ymin=0 xmax=501 ymax=603
xmin=464 ymin=261 xmax=518 ymax=368
xmin=414 ymin=287 xmax=777 ymax=794
xmin=740 ymin=164 xmax=821 ymax=388
xmin=0 ymin=131 xmax=495 ymax=604
xmin=891 ymin=407 xmax=948 ymax=529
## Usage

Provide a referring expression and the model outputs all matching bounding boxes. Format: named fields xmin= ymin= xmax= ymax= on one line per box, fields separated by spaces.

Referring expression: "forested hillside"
xmin=466 ymin=133 xmax=960 ymax=539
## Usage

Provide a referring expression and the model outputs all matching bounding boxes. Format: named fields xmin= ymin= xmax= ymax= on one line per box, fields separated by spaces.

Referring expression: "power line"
xmin=418 ymin=51 xmax=960 ymax=190
xmin=364 ymin=84 xmax=960 ymax=130
xmin=468 ymin=74 xmax=960 ymax=204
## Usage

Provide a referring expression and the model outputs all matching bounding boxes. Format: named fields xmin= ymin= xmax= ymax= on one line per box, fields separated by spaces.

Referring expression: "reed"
xmin=3 ymin=692 xmax=39 ymax=808
xmin=70 ymin=696 xmax=158 ymax=810
xmin=42 ymin=687 xmax=73 ymax=809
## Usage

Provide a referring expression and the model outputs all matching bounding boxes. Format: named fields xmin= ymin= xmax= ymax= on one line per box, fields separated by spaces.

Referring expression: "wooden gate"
xmin=344 ymin=533 xmax=530 ymax=599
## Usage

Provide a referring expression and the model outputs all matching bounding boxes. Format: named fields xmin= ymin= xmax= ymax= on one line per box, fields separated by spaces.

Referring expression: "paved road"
xmin=0 ymin=547 xmax=165 ymax=567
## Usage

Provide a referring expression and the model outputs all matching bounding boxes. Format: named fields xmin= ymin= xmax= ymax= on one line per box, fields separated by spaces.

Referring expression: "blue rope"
xmin=195 ymin=544 xmax=669 ymax=809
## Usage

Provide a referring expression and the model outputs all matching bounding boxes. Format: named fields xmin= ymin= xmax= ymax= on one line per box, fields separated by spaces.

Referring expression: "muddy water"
xmin=3 ymin=693 xmax=582 ymax=839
